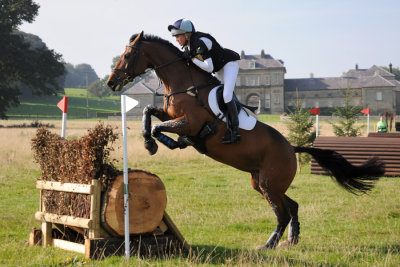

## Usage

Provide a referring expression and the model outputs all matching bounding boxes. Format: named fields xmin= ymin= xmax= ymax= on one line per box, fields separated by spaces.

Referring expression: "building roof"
xmin=345 ymin=65 xmax=395 ymax=78
xmin=238 ymin=51 xmax=285 ymax=70
xmin=284 ymin=75 xmax=396 ymax=92
xmin=123 ymin=72 xmax=165 ymax=95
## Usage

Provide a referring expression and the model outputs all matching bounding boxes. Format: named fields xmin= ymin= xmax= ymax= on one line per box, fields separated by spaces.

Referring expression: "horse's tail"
xmin=293 ymin=146 xmax=385 ymax=194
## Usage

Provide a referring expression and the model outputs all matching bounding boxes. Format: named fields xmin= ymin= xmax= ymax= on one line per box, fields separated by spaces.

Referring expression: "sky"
xmin=20 ymin=0 xmax=400 ymax=79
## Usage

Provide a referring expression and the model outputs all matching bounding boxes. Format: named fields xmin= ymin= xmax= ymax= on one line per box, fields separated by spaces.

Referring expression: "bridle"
xmin=112 ymin=40 xmax=183 ymax=85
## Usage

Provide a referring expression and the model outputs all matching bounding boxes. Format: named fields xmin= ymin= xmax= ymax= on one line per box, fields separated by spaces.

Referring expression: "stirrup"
xmin=222 ymin=128 xmax=240 ymax=144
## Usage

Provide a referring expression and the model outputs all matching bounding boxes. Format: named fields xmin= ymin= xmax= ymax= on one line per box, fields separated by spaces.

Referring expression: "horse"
xmin=107 ymin=32 xmax=385 ymax=249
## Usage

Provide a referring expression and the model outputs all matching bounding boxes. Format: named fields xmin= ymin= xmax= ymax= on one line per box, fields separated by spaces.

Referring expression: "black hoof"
xmin=144 ymin=138 xmax=158 ymax=155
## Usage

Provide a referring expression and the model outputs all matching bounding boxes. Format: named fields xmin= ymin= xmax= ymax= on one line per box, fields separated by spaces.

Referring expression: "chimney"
xmin=261 ymin=49 xmax=265 ymax=58
xmin=355 ymin=64 xmax=358 ymax=70
xmin=240 ymin=50 xmax=245 ymax=59
xmin=389 ymin=63 xmax=393 ymax=73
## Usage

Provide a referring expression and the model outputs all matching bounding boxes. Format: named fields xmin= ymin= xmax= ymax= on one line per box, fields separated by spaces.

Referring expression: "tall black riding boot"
xmin=222 ymin=100 xmax=241 ymax=144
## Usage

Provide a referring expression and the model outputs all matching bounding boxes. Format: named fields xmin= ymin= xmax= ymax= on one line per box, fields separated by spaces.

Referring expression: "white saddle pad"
xmin=208 ymin=86 xmax=257 ymax=131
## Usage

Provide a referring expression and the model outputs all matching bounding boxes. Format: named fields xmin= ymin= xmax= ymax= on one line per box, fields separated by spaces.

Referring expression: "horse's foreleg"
xmin=151 ymin=117 xmax=190 ymax=150
xmin=142 ymin=105 xmax=172 ymax=155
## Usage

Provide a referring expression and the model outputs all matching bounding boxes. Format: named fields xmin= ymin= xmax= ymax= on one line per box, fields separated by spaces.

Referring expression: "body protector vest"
xmin=188 ymin=32 xmax=240 ymax=72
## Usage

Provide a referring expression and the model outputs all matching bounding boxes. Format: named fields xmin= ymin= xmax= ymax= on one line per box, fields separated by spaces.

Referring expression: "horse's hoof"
xmin=144 ymin=139 xmax=158 ymax=155
xmin=255 ymin=244 xmax=274 ymax=250
xmin=277 ymin=240 xmax=292 ymax=248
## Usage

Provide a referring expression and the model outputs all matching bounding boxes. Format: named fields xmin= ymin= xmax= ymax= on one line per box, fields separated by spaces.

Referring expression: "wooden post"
xmin=42 ymin=221 xmax=52 ymax=247
xmin=89 ymin=179 xmax=101 ymax=238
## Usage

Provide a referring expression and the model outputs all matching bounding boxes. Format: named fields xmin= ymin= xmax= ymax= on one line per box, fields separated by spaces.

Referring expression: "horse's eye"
xmin=124 ymin=54 xmax=130 ymax=60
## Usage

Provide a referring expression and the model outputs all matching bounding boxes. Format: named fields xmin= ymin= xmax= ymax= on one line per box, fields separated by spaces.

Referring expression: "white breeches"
xmin=215 ymin=61 xmax=239 ymax=103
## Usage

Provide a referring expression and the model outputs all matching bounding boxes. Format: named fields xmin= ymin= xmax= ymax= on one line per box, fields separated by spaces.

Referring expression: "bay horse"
xmin=107 ymin=32 xmax=384 ymax=249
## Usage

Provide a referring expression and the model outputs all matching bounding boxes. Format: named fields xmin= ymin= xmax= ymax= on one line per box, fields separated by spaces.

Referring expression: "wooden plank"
xmin=36 ymin=180 xmax=93 ymax=194
xmin=42 ymin=221 xmax=52 ymax=247
xmin=29 ymin=227 xmax=42 ymax=246
xmin=53 ymin=239 xmax=85 ymax=254
xmin=85 ymin=234 xmax=185 ymax=259
xmin=89 ymin=179 xmax=101 ymax=238
xmin=163 ymin=211 xmax=190 ymax=251
xmin=35 ymin=212 xmax=92 ymax=229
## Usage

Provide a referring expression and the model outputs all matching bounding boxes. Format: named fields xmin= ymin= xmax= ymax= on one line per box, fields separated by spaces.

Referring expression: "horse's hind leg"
xmin=279 ymin=195 xmax=300 ymax=247
xmin=251 ymin=172 xmax=292 ymax=249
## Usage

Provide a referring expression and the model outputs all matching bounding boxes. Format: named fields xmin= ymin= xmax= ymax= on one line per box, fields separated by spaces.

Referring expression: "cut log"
xmin=101 ymin=170 xmax=167 ymax=236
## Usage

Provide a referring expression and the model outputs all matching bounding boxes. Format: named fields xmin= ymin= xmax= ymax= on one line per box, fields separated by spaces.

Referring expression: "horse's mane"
xmin=130 ymin=33 xmax=183 ymax=56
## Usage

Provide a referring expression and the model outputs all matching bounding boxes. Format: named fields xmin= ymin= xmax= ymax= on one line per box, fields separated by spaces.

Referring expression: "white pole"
xmin=367 ymin=114 xmax=370 ymax=136
xmin=316 ymin=115 xmax=319 ymax=137
xmin=61 ymin=113 xmax=67 ymax=138
xmin=121 ymin=95 xmax=130 ymax=259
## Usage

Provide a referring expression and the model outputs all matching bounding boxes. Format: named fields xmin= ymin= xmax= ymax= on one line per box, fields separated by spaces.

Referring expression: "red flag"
xmin=57 ymin=96 xmax=68 ymax=113
xmin=360 ymin=108 xmax=370 ymax=115
xmin=309 ymin=107 xmax=319 ymax=115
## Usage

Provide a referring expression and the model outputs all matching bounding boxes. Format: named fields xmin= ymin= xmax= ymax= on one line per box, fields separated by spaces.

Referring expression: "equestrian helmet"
xmin=168 ymin=19 xmax=195 ymax=36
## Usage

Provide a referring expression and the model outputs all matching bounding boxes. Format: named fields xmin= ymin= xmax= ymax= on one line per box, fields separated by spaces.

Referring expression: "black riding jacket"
xmin=187 ymin=32 xmax=240 ymax=72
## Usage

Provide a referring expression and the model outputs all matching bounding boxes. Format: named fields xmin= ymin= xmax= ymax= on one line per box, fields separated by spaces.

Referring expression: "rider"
xmin=168 ymin=18 xmax=241 ymax=144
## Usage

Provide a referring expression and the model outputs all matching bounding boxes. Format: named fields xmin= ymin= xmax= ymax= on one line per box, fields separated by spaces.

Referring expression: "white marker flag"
xmin=120 ymin=95 xmax=139 ymax=259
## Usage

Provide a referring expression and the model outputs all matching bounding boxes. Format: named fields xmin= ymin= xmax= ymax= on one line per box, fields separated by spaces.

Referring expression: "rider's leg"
xmin=218 ymin=61 xmax=240 ymax=144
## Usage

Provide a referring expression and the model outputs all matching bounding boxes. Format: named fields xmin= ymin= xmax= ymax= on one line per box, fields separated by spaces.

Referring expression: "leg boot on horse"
xmin=222 ymin=100 xmax=241 ymax=144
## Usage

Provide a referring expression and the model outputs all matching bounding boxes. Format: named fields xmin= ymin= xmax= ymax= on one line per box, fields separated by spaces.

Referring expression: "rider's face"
xmin=175 ymin=34 xmax=188 ymax=46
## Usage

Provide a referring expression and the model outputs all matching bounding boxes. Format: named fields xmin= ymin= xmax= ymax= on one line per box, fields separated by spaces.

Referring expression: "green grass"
xmin=6 ymin=88 xmax=120 ymax=119
xmin=0 ymin=123 xmax=399 ymax=266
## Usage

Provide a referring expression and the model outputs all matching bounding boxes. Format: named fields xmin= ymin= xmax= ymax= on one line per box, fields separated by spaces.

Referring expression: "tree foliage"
xmin=64 ymin=63 xmax=99 ymax=88
xmin=286 ymin=89 xmax=316 ymax=172
xmin=331 ymin=87 xmax=362 ymax=136
xmin=0 ymin=0 xmax=65 ymax=118
xmin=382 ymin=66 xmax=400 ymax=81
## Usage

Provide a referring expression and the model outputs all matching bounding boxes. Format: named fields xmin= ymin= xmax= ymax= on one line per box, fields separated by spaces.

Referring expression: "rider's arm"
xmin=192 ymin=37 xmax=214 ymax=73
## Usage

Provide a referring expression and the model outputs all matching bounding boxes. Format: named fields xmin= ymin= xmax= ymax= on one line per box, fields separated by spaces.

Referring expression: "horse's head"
xmin=107 ymin=31 xmax=149 ymax=92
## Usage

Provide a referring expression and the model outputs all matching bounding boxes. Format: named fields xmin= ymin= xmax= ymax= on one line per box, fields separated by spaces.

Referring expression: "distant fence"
xmin=311 ymin=135 xmax=400 ymax=177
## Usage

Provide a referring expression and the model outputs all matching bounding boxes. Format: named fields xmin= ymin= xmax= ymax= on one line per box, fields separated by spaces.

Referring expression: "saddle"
xmin=215 ymin=86 xmax=258 ymax=115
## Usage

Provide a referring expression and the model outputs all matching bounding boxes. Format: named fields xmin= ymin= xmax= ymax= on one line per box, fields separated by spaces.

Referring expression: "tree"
xmin=286 ymin=89 xmax=316 ymax=172
xmin=0 ymin=0 xmax=65 ymax=118
xmin=88 ymin=76 xmax=111 ymax=98
xmin=382 ymin=66 xmax=400 ymax=81
xmin=331 ymin=87 xmax=362 ymax=136
xmin=63 ymin=63 xmax=99 ymax=88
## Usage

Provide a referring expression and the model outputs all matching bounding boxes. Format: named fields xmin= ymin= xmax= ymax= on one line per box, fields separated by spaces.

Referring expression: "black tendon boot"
xmin=222 ymin=100 xmax=241 ymax=144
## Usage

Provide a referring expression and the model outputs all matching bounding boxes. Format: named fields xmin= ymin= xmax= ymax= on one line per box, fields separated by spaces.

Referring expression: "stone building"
xmin=235 ymin=50 xmax=286 ymax=114
xmin=284 ymin=65 xmax=400 ymax=115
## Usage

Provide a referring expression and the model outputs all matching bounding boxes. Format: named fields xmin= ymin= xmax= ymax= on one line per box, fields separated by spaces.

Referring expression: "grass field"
xmin=5 ymin=88 xmax=120 ymax=119
xmin=0 ymin=120 xmax=399 ymax=266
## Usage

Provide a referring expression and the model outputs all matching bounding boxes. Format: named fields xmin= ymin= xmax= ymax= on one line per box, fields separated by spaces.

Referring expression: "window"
xmin=236 ymin=77 xmax=241 ymax=86
xmin=274 ymin=96 xmax=280 ymax=104
xmin=265 ymin=94 xmax=271 ymax=108
xmin=265 ymin=76 xmax=270 ymax=85
xmin=249 ymin=60 xmax=256 ymax=69
xmin=314 ymin=101 xmax=319 ymax=107
xmin=246 ymin=76 xmax=260 ymax=86
xmin=376 ymin=91 xmax=382 ymax=101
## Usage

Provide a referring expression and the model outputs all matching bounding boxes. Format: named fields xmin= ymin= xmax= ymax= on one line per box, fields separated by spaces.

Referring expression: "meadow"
xmin=5 ymin=88 xmax=121 ymax=119
xmin=0 ymin=119 xmax=399 ymax=266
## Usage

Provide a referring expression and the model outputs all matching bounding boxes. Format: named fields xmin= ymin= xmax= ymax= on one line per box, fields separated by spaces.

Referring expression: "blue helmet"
xmin=168 ymin=19 xmax=195 ymax=36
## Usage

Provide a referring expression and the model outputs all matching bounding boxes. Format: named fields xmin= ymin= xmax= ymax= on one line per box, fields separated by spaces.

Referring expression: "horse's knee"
xmin=143 ymin=104 xmax=156 ymax=115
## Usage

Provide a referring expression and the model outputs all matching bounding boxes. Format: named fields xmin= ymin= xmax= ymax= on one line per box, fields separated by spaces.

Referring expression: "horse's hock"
xmin=29 ymin=124 xmax=189 ymax=259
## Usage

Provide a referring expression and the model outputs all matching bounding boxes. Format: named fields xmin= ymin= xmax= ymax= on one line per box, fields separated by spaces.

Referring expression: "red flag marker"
xmin=57 ymin=96 xmax=68 ymax=113
xmin=309 ymin=107 xmax=319 ymax=115
xmin=360 ymin=108 xmax=370 ymax=115
xmin=57 ymin=97 xmax=68 ymax=138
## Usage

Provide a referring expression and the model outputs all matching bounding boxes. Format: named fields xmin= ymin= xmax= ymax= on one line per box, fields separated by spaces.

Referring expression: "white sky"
xmin=20 ymin=0 xmax=400 ymax=79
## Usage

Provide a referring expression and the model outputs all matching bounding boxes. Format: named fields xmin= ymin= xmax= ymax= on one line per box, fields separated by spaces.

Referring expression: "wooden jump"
xmin=311 ymin=135 xmax=400 ymax=177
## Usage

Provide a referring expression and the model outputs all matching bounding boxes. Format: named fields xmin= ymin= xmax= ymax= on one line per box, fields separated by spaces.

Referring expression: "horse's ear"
xmin=139 ymin=31 xmax=144 ymax=39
